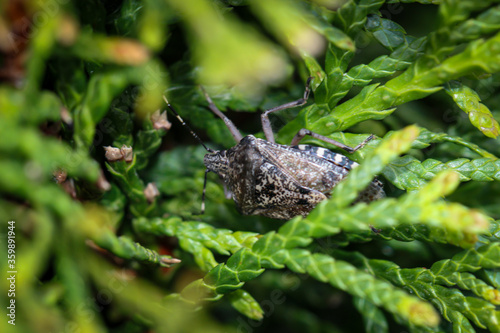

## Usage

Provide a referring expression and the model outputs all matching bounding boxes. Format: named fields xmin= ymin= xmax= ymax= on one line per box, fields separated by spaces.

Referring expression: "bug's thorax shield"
xmin=204 ymin=150 xmax=230 ymax=179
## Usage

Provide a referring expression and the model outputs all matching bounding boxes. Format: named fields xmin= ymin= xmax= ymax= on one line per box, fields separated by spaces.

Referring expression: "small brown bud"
xmin=120 ymin=145 xmax=133 ymax=162
xmin=104 ymin=146 xmax=122 ymax=161
xmin=144 ymin=182 xmax=160 ymax=203
xmin=151 ymin=110 xmax=171 ymax=131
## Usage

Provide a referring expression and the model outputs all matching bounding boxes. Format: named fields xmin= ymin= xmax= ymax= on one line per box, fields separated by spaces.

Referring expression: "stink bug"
xmin=164 ymin=78 xmax=384 ymax=220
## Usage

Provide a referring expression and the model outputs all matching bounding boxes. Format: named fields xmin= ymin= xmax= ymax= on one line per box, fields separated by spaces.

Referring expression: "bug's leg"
xmin=261 ymin=77 xmax=312 ymax=143
xmin=223 ymin=183 xmax=233 ymax=200
xmin=200 ymin=86 xmax=243 ymax=143
xmin=196 ymin=169 xmax=210 ymax=215
xmin=290 ymin=129 xmax=375 ymax=154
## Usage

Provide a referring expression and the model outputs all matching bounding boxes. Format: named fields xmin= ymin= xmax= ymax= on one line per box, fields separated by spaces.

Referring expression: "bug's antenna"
xmin=163 ymin=95 xmax=215 ymax=153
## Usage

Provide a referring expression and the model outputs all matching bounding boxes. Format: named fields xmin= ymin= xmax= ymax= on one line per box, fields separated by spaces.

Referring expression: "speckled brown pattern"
xmin=204 ymin=135 xmax=385 ymax=220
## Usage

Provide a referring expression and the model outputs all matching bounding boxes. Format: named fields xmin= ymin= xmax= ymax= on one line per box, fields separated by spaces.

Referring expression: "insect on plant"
xmin=164 ymin=78 xmax=385 ymax=220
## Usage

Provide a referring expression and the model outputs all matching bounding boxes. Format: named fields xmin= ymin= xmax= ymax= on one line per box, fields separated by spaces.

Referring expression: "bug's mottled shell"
xmin=204 ymin=135 xmax=385 ymax=220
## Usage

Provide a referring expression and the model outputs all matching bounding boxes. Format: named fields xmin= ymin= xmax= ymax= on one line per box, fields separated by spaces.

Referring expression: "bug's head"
xmin=204 ymin=150 xmax=229 ymax=179
xmin=163 ymin=95 xmax=230 ymax=178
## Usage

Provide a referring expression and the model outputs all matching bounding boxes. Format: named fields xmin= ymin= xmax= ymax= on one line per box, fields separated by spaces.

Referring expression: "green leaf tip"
xmin=405 ymin=299 xmax=441 ymax=328
xmin=376 ymin=124 xmax=420 ymax=158
xmin=228 ymin=289 xmax=264 ymax=321
xmin=417 ymin=170 xmax=461 ymax=200
xmin=445 ymin=81 xmax=500 ymax=138
xmin=484 ymin=289 xmax=500 ymax=306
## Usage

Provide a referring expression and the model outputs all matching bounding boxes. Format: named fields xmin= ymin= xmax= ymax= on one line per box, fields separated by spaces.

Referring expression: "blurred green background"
xmin=1 ymin=0 xmax=500 ymax=332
